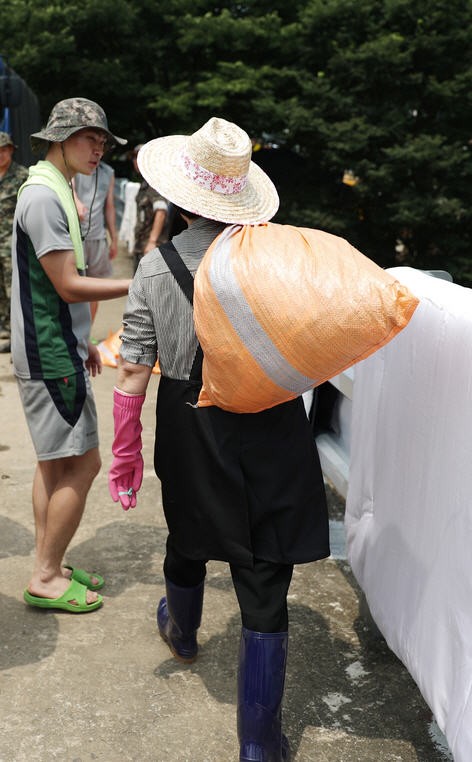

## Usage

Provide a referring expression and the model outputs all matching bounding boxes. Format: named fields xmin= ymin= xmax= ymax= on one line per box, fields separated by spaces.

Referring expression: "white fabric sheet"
xmin=345 ymin=267 xmax=472 ymax=762
xmin=118 ymin=181 xmax=140 ymax=253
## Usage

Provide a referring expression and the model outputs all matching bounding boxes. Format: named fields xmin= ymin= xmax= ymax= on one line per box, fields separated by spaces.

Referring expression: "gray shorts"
xmin=17 ymin=372 xmax=99 ymax=460
xmin=84 ymin=239 xmax=113 ymax=278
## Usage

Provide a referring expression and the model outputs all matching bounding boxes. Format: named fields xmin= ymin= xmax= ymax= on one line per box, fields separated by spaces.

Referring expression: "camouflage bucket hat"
xmin=0 ymin=131 xmax=16 ymax=148
xmin=30 ymin=97 xmax=127 ymax=153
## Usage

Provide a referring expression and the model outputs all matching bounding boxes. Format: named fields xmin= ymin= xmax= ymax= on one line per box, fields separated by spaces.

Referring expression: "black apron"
xmin=154 ymin=242 xmax=330 ymax=569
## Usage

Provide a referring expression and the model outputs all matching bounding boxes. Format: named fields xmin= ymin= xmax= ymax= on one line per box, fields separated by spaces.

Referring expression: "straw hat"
xmin=137 ymin=117 xmax=279 ymax=225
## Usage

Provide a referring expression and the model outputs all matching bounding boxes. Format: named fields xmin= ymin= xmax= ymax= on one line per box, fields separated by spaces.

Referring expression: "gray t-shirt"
xmin=11 ymin=184 xmax=91 ymax=379
xmin=74 ymin=161 xmax=114 ymax=241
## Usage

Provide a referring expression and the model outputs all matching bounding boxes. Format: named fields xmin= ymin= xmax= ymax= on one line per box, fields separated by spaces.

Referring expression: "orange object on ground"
xmin=194 ymin=223 xmax=419 ymax=413
xmin=98 ymin=329 xmax=160 ymax=375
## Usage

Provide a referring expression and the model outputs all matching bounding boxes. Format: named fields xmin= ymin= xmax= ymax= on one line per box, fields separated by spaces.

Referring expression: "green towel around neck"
xmin=18 ymin=160 xmax=85 ymax=271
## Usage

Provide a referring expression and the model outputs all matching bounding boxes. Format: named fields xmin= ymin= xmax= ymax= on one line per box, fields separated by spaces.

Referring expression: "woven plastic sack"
xmin=97 ymin=329 xmax=123 ymax=368
xmin=193 ymin=223 xmax=419 ymax=413
xmin=98 ymin=328 xmax=160 ymax=375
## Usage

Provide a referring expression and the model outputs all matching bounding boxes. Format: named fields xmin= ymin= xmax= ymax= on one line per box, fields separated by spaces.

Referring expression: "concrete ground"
xmin=0 ymin=245 xmax=453 ymax=762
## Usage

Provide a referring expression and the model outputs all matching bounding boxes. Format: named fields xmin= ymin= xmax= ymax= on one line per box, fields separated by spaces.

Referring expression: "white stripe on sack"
xmin=209 ymin=226 xmax=317 ymax=394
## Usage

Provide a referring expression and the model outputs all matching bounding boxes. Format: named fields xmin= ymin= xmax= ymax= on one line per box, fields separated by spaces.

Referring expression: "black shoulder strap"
xmin=159 ymin=241 xmax=203 ymax=385
xmin=159 ymin=241 xmax=195 ymax=304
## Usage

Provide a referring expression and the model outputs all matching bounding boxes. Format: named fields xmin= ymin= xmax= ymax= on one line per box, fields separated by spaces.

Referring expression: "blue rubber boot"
xmin=237 ymin=628 xmax=290 ymax=762
xmin=157 ymin=578 xmax=204 ymax=664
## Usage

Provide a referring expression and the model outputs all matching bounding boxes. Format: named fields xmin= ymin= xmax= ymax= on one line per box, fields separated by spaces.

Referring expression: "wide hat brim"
xmin=30 ymin=125 xmax=127 ymax=153
xmin=137 ymin=135 xmax=279 ymax=225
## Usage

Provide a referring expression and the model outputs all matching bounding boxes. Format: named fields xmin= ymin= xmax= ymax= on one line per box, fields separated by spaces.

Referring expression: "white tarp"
xmin=118 ymin=180 xmax=140 ymax=254
xmin=345 ymin=267 xmax=472 ymax=762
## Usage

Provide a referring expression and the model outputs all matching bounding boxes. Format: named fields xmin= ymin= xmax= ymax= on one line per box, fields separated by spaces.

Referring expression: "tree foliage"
xmin=1 ymin=0 xmax=471 ymax=282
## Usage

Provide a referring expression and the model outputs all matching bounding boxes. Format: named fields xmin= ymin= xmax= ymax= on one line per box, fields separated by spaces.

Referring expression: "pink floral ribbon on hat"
xmin=178 ymin=151 xmax=247 ymax=195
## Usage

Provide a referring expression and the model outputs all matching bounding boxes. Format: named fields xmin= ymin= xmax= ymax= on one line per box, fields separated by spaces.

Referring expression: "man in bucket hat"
xmin=11 ymin=98 xmax=130 ymax=613
xmin=109 ymin=117 xmax=329 ymax=760
xmin=30 ymin=96 xmax=127 ymax=153
xmin=0 ymin=131 xmax=28 ymax=351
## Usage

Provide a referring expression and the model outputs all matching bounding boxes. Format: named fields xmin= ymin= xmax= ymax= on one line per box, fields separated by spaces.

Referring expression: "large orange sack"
xmin=193 ymin=223 xmax=419 ymax=413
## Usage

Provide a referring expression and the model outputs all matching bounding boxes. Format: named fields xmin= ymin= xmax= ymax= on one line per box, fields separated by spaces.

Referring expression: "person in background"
xmin=131 ymin=143 xmax=169 ymax=272
xmin=73 ymin=160 xmax=118 ymax=323
xmin=0 ymin=132 xmax=28 ymax=352
xmin=11 ymin=98 xmax=130 ymax=614
xmin=109 ymin=117 xmax=330 ymax=761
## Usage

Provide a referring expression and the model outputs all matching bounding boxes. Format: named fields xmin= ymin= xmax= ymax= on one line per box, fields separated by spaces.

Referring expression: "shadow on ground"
xmin=0 ymin=516 xmax=34 ymax=559
xmin=66 ymin=520 xmax=169 ymax=596
xmin=0 ymin=592 xmax=59 ymax=670
xmin=153 ymin=584 xmax=446 ymax=761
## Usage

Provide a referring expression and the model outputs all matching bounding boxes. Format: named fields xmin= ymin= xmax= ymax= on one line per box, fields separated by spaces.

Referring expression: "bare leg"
xmin=28 ymin=447 xmax=101 ymax=604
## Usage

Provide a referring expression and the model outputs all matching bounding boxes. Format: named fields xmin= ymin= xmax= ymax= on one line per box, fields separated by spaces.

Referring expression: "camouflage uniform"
xmin=133 ymin=180 xmax=169 ymax=270
xmin=0 ymin=135 xmax=28 ymax=339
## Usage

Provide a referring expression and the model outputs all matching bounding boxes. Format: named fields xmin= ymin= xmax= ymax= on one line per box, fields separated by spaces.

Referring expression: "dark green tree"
xmin=291 ymin=0 xmax=472 ymax=281
xmin=1 ymin=0 xmax=471 ymax=281
xmin=1 ymin=0 xmax=142 ymax=139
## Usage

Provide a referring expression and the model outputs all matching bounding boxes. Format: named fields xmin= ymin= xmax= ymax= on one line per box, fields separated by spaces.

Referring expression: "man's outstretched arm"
xmin=40 ymin=249 xmax=130 ymax=303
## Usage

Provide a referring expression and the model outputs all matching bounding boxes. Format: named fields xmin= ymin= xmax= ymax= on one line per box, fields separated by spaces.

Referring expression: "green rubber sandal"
xmin=65 ymin=565 xmax=105 ymax=591
xmin=23 ymin=579 xmax=103 ymax=613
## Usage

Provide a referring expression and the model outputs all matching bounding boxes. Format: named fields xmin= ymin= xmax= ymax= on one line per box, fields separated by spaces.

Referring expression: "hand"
xmin=85 ymin=342 xmax=102 ymax=377
xmin=108 ymin=453 xmax=143 ymax=509
xmin=109 ymin=388 xmax=146 ymax=510
xmin=109 ymin=240 xmax=118 ymax=260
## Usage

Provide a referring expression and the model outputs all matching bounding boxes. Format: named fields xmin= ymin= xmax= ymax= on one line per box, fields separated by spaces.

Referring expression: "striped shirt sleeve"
xmin=119 ymin=218 xmax=226 ymax=380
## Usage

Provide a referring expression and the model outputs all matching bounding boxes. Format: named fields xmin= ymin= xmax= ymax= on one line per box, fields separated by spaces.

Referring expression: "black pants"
xmin=164 ymin=542 xmax=293 ymax=633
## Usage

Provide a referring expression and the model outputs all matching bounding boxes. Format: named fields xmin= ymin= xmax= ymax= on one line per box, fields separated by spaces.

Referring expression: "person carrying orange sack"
xmin=108 ymin=117 xmax=330 ymax=761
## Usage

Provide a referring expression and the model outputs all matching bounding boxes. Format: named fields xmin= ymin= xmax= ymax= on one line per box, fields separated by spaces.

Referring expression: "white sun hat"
xmin=137 ymin=117 xmax=279 ymax=225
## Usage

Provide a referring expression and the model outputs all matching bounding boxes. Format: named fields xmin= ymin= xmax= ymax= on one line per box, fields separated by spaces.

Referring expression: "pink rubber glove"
xmin=109 ymin=388 xmax=146 ymax=510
